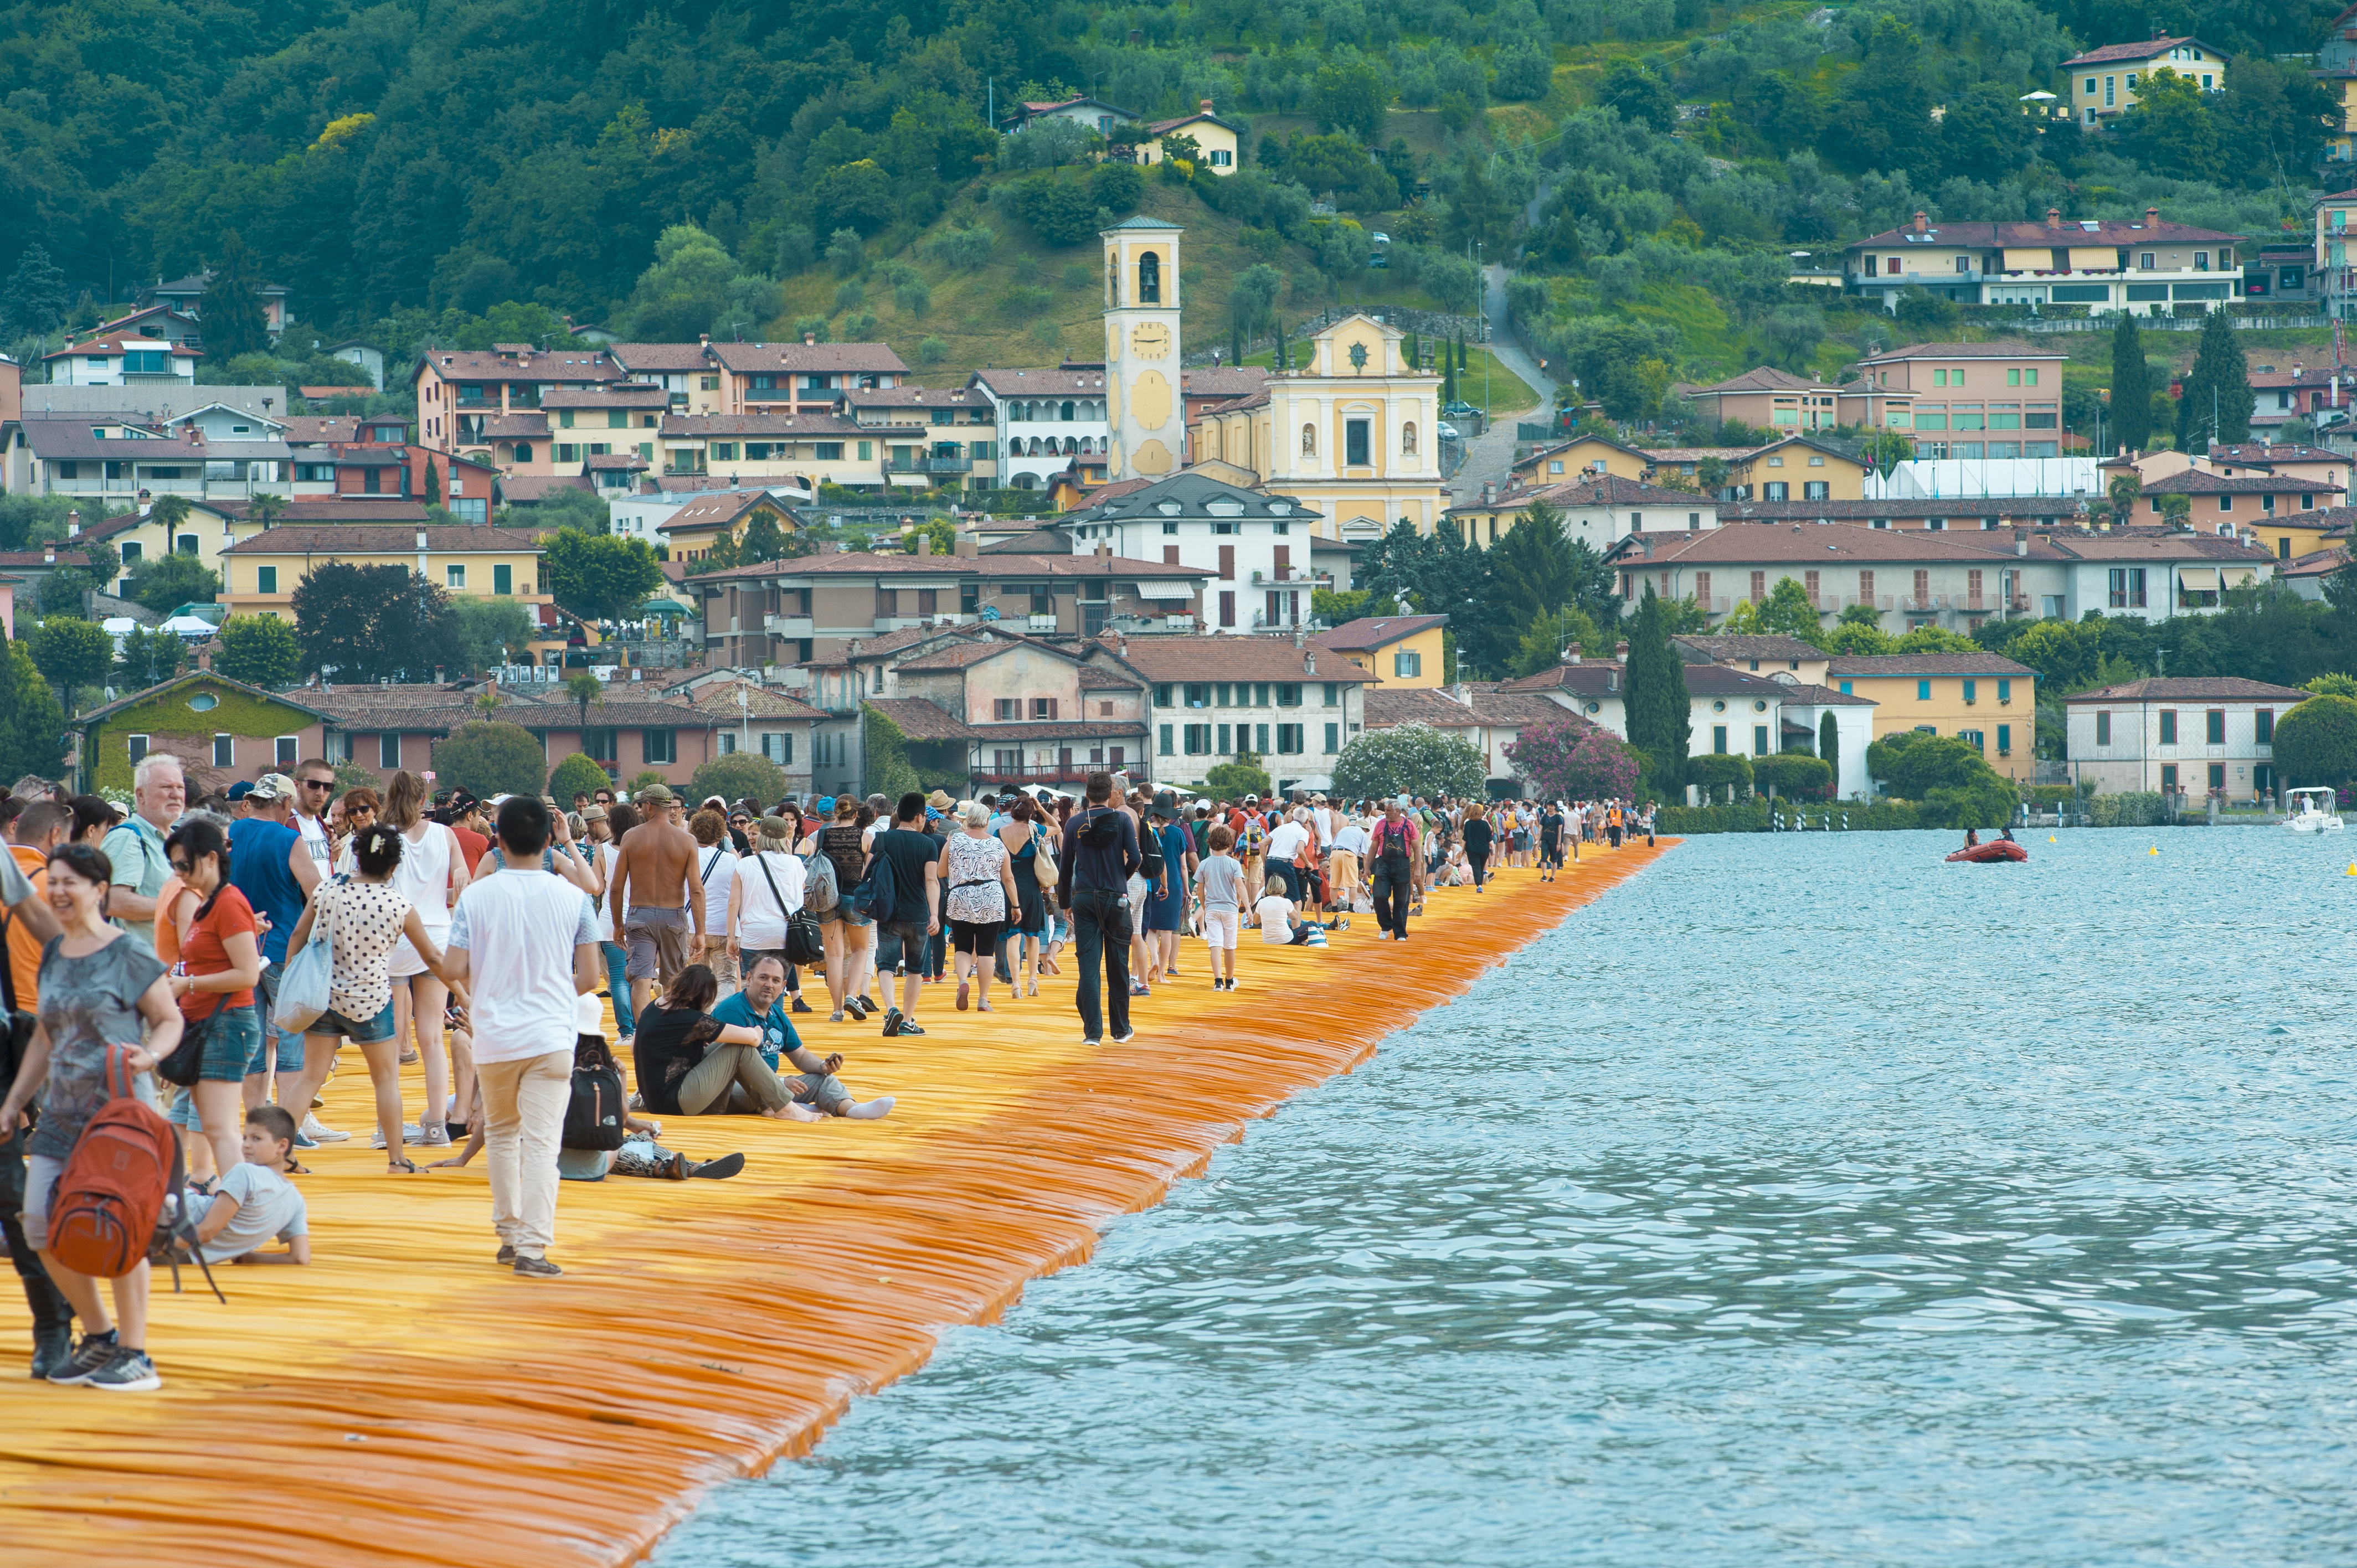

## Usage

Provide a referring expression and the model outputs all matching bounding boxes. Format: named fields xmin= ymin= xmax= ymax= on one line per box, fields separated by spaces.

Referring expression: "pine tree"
xmin=0 ymin=243 xmax=71 ymax=339
xmin=1819 ymin=711 xmax=1840 ymax=797
xmin=425 ymin=456 xmax=442 ymax=507
xmin=2174 ymin=308 xmax=2252 ymax=456
xmin=1230 ymin=322 xmax=1243 ymax=369
xmin=0 ymin=621 xmax=68 ymax=782
xmin=203 ymin=231 xmax=273 ymax=360
xmin=2108 ymin=311 xmax=2149 ymax=455
xmin=1623 ymin=584 xmax=1690 ymax=795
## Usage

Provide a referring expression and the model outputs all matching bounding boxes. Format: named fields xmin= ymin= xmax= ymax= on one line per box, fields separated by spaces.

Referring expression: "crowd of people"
xmin=1 ymin=753 xmax=1648 ymax=1392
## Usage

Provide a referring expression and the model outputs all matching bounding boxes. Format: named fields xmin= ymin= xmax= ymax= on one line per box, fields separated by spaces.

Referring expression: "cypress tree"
xmin=1819 ymin=711 xmax=1839 ymax=798
xmin=2174 ymin=308 xmax=2252 ymax=455
xmin=1275 ymin=319 xmax=1288 ymax=372
xmin=1623 ymin=584 xmax=1690 ymax=796
xmin=2108 ymin=311 xmax=2149 ymax=455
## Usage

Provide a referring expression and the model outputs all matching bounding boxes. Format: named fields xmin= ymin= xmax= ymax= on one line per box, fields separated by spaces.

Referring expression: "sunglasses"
xmin=168 ymin=857 xmax=193 ymax=873
xmin=299 ymin=778 xmax=333 ymax=791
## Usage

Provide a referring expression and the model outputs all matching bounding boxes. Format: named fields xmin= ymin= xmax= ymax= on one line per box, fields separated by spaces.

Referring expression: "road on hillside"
xmin=1445 ymin=264 xmax=1557 ymax=508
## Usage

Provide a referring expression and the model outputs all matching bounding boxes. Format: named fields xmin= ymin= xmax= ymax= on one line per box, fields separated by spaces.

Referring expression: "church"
xmin=1098 ymin=216 xmax=1448 ymax=546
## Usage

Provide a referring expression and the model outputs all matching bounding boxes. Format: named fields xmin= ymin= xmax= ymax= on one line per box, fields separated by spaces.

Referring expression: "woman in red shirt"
xmin=163 ymin=818 xmax=263 ymax=1183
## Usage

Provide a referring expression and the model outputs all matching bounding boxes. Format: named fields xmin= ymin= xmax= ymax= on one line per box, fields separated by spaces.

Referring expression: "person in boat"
xmin=1963 ymin=828 xmax=1980 ymax=848
xmin=1999 ymin=826 xmax=2016 ymax=843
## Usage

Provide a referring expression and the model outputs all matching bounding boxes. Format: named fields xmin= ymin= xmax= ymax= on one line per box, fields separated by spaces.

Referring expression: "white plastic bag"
xmin=272 ymin=898 xmax=332 ymax=1035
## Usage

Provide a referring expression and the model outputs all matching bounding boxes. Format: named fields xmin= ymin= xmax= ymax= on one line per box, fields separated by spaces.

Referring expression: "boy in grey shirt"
xmin=1193 ymin=824 xmax=1244 ymax=992
xmin=189 ymin=1106 xmax=311 ymax=1265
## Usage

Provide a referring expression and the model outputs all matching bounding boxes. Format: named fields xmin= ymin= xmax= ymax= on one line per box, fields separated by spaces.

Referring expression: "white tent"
xmin=161 ymin=615 xmax=219 ymax=639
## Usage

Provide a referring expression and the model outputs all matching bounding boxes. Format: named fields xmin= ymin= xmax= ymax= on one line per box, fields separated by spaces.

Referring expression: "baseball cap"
xmin=249 ymin=772 xmax=297 ymax=802
xmin=814 ymin=796 xmax=836 ymax=813
xmin=635 ymin=782 xmax=676 ymax=804
xmin=225 ymin=781 xmax=255 ymax=801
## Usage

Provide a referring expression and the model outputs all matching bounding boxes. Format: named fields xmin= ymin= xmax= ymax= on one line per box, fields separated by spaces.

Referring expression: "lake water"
xmin=655 ymin=829 xmax=2357 ymax=1568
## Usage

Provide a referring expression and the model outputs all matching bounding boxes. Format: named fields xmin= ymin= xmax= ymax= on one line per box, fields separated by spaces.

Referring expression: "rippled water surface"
xmin=657 ymin=831 xmax=2357 ymax=1567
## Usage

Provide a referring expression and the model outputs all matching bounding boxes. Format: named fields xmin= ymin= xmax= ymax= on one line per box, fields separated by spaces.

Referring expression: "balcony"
xmin=883 ymin=456 xmax=973 ymax=477
xmin=1900 ymin=595 xmax=1946 ymax=614
xmin=764 ymin=615 xmax=815 ymax=638
xmin=971 ymin=760 xmax=1113 ymax=784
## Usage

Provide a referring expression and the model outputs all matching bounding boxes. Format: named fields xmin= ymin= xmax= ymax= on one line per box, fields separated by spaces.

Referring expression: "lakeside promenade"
xmin=0 ymin=840 xmax=1672 ymax=1568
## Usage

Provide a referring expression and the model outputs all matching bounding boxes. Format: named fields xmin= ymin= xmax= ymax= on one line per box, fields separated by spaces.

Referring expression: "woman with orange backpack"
xmin=0 ymin=843 xmax=186 ymax=1391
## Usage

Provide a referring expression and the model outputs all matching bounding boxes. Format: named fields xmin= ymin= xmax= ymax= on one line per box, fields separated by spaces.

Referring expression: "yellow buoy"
xmin=2149 ymin=847 xmax=2159 ymax=855
xmin=2047 ymin=835 xmax=2056 ymax=843
xmin=2346 ymin=863 xmax=2356 ymax=876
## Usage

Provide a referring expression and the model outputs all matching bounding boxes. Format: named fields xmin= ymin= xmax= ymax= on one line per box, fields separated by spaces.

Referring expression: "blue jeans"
xmin=601 ymin=941 xmax=631 ymax=1034
xmin=246 ymin=958 xmax=305 ymax=1075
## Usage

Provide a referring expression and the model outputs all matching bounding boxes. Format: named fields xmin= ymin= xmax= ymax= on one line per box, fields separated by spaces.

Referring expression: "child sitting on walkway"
xmin=187 ymin=1106 xmax=311 ymax=1266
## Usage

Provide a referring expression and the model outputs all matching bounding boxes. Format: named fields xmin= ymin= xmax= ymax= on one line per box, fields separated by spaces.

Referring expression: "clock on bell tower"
xmin=1102 ymin=215 xmax=1186 ymax=480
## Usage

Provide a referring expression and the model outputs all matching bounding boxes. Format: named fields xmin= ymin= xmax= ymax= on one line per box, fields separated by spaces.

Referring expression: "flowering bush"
xmin=1505 ymin=719 xmax=1637 ymax=801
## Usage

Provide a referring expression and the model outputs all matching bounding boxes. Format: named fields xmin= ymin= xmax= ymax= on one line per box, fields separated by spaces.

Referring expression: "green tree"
xmin=1622 ymin=583 xmax=1690 ymax=793
xmin=1757 ymin=576 xmax=1826 ymax=643
xmin=0 ymin=243 xmax=70 ymax=338
xmin=1311 ymin=60 xmax=1390 ymax=142
xmin=2270 ymin=693 xmax=2357 ymax=787
xmin=2108 ymin=312 xmax=2150 ymax=453
xmin=899 ymin=516 xmax=958 ymax=555
xmin=204 ymin=232 xmax=274 ymax=360
xmin=424 ymin=455 xmax=442 ymax=507
xmin=1837 ymin=16 xmax=1937 ymax=177
xmin=1601 ymin=60 xmax=1675 ymax=133
xmin=1865 ymin=730 xmax=1989 ymax=797
xmin=543 ymin=528 xmax=664 ymax=623
xmin=0 ymin=622 xmax=67 ymax=782
xmin=431 ymin=720 xmax=548 ymax=798
xmin=2115 ymin=68 xmax=2222 ymax=182
xmin=2175 ymin=308 xmax=2254 ymax=455
xmin=1818 ymin=711 xmax=1840 ymax=794
xmin=549 ymin=752 xmax=614 ymax=802
xmin=690 ymin=751 xmax=791 ymax=807
xmin=861 ymin=705 xmax=921 ymax=799
xmin=215 ymin=614 xmax=302 ymax=687
xmin=1332 ymin=723 xmax=1488 ymax=801
xmin=122 ymin=553 xmax=222 ymax=616
xmin=812 ymin=161 xmax=896 ymax=236
xmin=30 ymin=617 xmax=112 ymax=709
xmin=450 ymin=596 xmax=536 ymax=672
xmin=563 ymin=669 xmax=606 ymax=734
xmin=1752 ymin=753 xmax=1833 ymax=798
xmin=1510 ymin=607 xmax=1604 ymax=677
xmin=291 ymin=561 xmax=456 ymax=683
xmin=2304 ymin=673 xmax=2357 ymax=697
xmin=112 ymin=624 xmax=188 ymax=689
xmin=1204 ymin=752 xmax=1273 ymax=799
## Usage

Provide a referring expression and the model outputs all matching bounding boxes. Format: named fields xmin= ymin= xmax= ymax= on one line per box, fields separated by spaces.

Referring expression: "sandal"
xmin=388 ymin=1156 xmax=419 ymax=1174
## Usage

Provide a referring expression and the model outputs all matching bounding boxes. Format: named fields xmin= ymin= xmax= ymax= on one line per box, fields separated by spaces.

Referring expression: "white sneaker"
xmin=369 ymin=1122 xmax=426 ymax=1149
xmin=301 ymin=1113 xmax=350 ymax=1144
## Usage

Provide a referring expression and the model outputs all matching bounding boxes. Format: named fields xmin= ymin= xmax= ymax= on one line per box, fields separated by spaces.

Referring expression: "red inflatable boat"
xmin=1946 ymin=840 xmax=2028 ymax=863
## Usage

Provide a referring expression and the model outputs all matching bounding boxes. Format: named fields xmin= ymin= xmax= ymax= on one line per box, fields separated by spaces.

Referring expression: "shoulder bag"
xmin=1032 ymin=822 xmax=1059 ymax=888
xmin=759 ymin=853 xmax=824 ymax=966
xmin=272 ymin=890 xmax=333 ymax=1036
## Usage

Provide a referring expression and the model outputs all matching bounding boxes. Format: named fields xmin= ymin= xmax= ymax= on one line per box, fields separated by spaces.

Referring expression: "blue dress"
xmin=1144 ymin=822 xmax=1190 ymax=932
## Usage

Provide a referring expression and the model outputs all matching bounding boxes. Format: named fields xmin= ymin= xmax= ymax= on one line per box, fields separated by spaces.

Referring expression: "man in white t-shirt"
xmin=1264 ymin=809 xmax=1311 ymax=902
xmin=289 ymin=758 xmax=338 ymax=873
xmin=445 ymin=796 xmax=601 ymax=1278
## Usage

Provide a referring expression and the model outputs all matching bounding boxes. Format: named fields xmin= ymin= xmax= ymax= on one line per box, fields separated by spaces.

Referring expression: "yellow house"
xmin=84 ymin=498 xmax=429 ymax=600
xmin=1134 ymin=101 xmax=1242 ymax=173
xmin=1512 ymin=435 xmax=1655 ymax=486
xmin=219 ymin=523 xmax=560 ymax=658
xmin=2063 ymin=37 xmax=2229 ymax=130
xmin=1725 ymin=436 xmax=1875 ymax=502
xmin=1828 ymin=652 xmax=2040 ymax=782
xmin=656 ymin=489 xmax=801 ymax=564
xmin=1314 ymin=612 xmax=1448 ymax=688
xmin=1187 ymin=313 xmax=1445 ymax=541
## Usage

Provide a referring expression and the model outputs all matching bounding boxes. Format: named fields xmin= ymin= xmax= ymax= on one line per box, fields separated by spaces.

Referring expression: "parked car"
xmin=1437 ymin=422 xmax=1461 ymax=442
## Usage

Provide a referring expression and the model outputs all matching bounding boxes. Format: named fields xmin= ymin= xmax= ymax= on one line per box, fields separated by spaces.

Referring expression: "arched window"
xmin=1063 ymin=436 xmax=1079 ymax=455
xmin=1401 ymin=421 xmax=1417 ymax=456
xmin=1061 ymin=400 xmax=1075 ymax=421
xmin=1139 ymin=251 xmax=1161 ymax=303
xmin=515 ymin=442 xmax=534 ymax=463
xmin=1301 ymin=423 xmax=1317 ymax=457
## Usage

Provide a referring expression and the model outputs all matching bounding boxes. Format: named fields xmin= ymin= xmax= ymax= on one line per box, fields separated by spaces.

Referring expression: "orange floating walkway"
xmin=0 ymin=842 xmax=1672 ymax=1566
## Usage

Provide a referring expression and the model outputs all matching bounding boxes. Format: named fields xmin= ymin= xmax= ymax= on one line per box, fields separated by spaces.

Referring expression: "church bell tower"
xmin=1102 ymin=216 xmax=1185 ymax=480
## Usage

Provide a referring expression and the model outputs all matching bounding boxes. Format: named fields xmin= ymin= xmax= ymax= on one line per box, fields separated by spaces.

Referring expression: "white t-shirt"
xmin=698 ymin=845 xmax=737 ymax=935
xmin=1256 ymin=894 xmax=1295 ymax=942
xmin=1332 ymin=823 xmax=1370 ymax=858
xmin=447 ymin=869 xmax=598 ymax=1065
xmin=293 ymin=809 xmax=331 ymax=871
xmin=196 ymin=1161 xmax=308 ymax=1263
xmin=1311 ymin=807 xmax=1335 ymax=847
xmin=735 ymin=849 xmax=806 ymax=949
xmin=1266 ymin=821 xmax=1311 ymax=862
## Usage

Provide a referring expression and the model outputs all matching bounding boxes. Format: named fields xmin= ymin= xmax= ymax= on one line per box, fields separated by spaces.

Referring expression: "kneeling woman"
xmin=633 ymin=964 xmax=820 ymax=1121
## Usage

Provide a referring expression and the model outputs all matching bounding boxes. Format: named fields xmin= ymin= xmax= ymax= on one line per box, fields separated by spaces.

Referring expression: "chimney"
xmin=43 ymin=544 xmax=55 ymax=564
xmin=1293 ymin=623 xmax=1306 ymax=649
xmin=802 ymin=333 xmax=817 ymax=346
xmin=1481 ymin=480 xmax=1496 ymax=503
xmin=916 ymin=533 xmax=932 ymax=557
xmin=1614 ymin=640 xmax=1629 ymax=664
xmin=1305 ymin=649 xmax=1317 ymax=674
xmin=1095 ymin=540 xmax=1111 ymax=559
xmin=699 ymin=333 xmax=711 ymax=347
xmin=415 ymin=529 xmax=428 ymax=550
xmin=195 ymin=643 xmax=212 ymax=673
xmin=2015 ymin=535 xmax=2027 ymax=557
xmin=954 ymin=530 xmax=979 ymax=558
xmin=2145 ymin=205 xmax=2160 ymax=228
xmin=1201 ymin=98 xmax=1214 ymax=113
xmin=1911 ymin=210 xmax=1928 ymax=235
xmin=66 ymin=509 xmax=79 ymax=537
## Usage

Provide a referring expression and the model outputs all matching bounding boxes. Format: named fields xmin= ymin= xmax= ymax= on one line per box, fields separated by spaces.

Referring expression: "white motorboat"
xmin=2283 ymin=787 xmax=2345 ymax=833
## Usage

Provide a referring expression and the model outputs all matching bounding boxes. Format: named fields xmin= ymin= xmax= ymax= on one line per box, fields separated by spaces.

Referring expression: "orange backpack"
xmin=48 ymin=1045 xmax=179 ymax=1280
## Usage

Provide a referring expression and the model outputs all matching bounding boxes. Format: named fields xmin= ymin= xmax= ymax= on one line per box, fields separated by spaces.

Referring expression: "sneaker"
xmin=31 ymin=1323 xmax=74 ymax=1381
xmin=791 ymin=997 xmax=814 ymax=1014
xmin=292 ymin=1127 xmax=320 ymax=1149
xmin=686 ymin=1152 xmax=747 ymax=1179
xmin=418 ymin=1123 xmax=452 ymax=1147
xmin=1111 ymin=1029 xmax=1136 ymax=1044
xmin=496 ymin=1244 xmax=516 ymax=1265
xmin=830 ymin=1008 xmax=846 ymax=1023
xmin=369 ymin=1122 xmax=425 ymax=1149
xmin=301 ymin=1113 xmax=349 ymax=1143
xmin=512 ymin=1255 xmax=563 ymax=1278
xmin=47 ymin=1329 xmax=120 ymax=1386
xmin=882 ymin=1008 xmax=903 ymax=1036
xmin=1082 ymin=1036 xmax=1103 ymax=1048
xmin=88 ymin=1347 xmax=161 ymax=1392
xmin=896 ymin=1020 xmax=928 ymax=1036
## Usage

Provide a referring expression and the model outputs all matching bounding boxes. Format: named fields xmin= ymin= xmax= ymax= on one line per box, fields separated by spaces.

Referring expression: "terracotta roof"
xmin=1179 ymin=367 xmax=1269 ymax=399
xmin=1610 ymin=521 xmax=2055 ymax=565
xmin=1467 ymin=691 xmax=1587 ymax=726
xmin=862 ymin=697 xmax=977 ymax=741
xmin=1676 ymin=664 xmax=1802 ymax=697
xmin=478 ymin=414 xmax=551 ymax=439
xmin=893 ymin=635 xmax=1066 ymax=672
xmin=1314 ymin=613 xmax=1449 ymax=652
xmin=1768 ymin=680 xmax=1876 ymax=707
xmin=1855 ymin=339 xmax=2071 ymax=363
xmin=1628 ymin=446 xmax=1759 ymax=465
xmin=413 ymin=349 xmax=625 ymax=383
xmin=499 ymin=475 xmax=595 ymax=503
xmin=541 ymin=385 xmax=669 ymax=409
xmin=19 ymin=422 xmax=205 ymax=461
xmin=2040 ymin=532 xmax=2273 ymax=563
xmin=1447 ymin=474 xmax=1705 ymax=515
xmin=2138 ymin=471 xmax=2342 ymax=496
xmin=1853 ymin=218 xmax=2241 ymax=249
xmin=585 ymin=453 xmax=650 ymax=471
xmin=1088 ymin=634 xmax=1373 ymax=684
xmin=840 ymin=386 xmax=987 ymax=409
xmin=846 ymin=625 xmax=972 ymax=662
xmin=0 ymin=550 xmax=94 ymax=570
xmin=684 ymin=549 xmax=1209 ymax=585
xmin=280 ymin=416 xmax=372 ymax=442
xmin=660 ymin=413 xmax=863 ymax=437
xmin=1720 ymin=499 xmax=2076 ymax=525
xmin=606 ymin=343 xmax=718 ymax=372
xmin=2207 ymin=443 xmax=2342 ymax=466
xmin=1076 ymin=664 xmax=1137 ymax=689
xmin=682 ymin=680 xmax=828 ymax=721
xmin=1827 ymin=653 xmax=2037 ymax=678
xmin=41 ymin=334 xmax=202 ymax=363
xmin=1674 ymin=634 xmax=1826 ymax=663
xmin=657 ymin=491 xmax=797 ymax=535
xmin=2061 ymin=35 xmax=2212 ymax=66
xmin=1687 ymin=365 xmax=1828 ymax=395
xmin=222 ymin=525 xmax=545 ymax=556
xmin=1495 ymin=663 xmax=1623 ymax=697
xmin=1363 ymin=689 xmax=1476 ymax=729
xmin=707 ymin=342 xmax=910 ymax=376
xmin=197 ymin=498 xmax=430 ymax=524
xmin=971 ymin=367 xmax=1111 ymax=395
xmin=2062 ymin=677 xmax=2310 ymax=703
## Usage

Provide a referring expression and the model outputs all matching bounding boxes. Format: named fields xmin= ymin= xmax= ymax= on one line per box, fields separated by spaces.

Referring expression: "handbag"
xmin=156 ymin=1003 xmax=217 ymax=1088
xmin=1031 ymin=822 xmax=1058 ymax=887
xmin=272 ymin=891 xmax=333 ymax=1035
xmin=755 ymin=853 xmax=824 ymax=966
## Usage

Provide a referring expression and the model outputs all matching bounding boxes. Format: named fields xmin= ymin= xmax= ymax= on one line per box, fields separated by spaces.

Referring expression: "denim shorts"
xmin=189 ymin=1003 xmax=263 ymax=1083
xmin=308 ymin=998 xmax=398 ymax=1044
xmin=873 ymin=919 xmax=926 ymax=972
xmin=816 ymin=904 xmax=869 ymax=926
xmin=247 ymin=961 xmax=306 ymax=1074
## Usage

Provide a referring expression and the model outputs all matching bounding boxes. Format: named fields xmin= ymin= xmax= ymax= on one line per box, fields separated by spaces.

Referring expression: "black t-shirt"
xmin=1461 ymin=819 xmax=1494 ymax=856
xmin=869 ymin=826 xmax=939 ymax=927
xmin=1540 ymin=811 xmax=1564 ymax=840
xmin=632 ymin=1000 xmax=716 ymax=1116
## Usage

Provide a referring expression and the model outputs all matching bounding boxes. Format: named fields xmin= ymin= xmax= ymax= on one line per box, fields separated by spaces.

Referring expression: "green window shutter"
xmin=258 ymin=565 xmax=277 ymax=594
xmin=493 ymin=564 xmax=512 ymax=595
xmin=858 ymin=440 xmax=873 ymax=461
xmin=560 ymin=410 xmax=574 ymax=428
xmin=609 ymin=410 xmax=626 ymax=429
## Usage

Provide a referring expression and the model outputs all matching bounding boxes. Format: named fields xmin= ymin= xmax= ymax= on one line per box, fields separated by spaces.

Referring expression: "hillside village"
xmin=8 ymin=0 xmax=2357 ymax=814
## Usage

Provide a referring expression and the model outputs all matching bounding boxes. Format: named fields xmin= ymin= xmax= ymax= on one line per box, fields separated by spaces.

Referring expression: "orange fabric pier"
xmin=0 ymin=842 xmax=1672 ymax=1566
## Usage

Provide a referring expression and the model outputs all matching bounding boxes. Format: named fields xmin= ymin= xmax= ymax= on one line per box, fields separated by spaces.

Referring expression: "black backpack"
xmin=562 ymin=1034 xmax=627 ymax=1152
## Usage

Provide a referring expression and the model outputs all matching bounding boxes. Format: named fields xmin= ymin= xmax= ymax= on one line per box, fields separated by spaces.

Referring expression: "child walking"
xmin=1194 ymin=824 xmax=1245 ymax=991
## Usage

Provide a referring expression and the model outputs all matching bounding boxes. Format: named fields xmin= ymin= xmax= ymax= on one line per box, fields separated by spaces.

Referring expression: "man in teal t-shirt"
xmin=709 ymin=954 xmax=893 ymax=1120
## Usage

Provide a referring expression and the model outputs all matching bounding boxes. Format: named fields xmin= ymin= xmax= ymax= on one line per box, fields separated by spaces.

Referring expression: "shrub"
xmin=548 ymin=752 xmax=615 ymax=802
xmin=1333 ymin=723 xmax=1488 ymax=802
xmin=1204 ymin=754 xmax=1273 ymax=800
xmin=919 ymin=224 xmax=996 ymax=270
xmin=1684 ymin=753 xmax=1754 ymax=797
xmin=430 ymin=720 xmax=547 ymax=798
xmin=689 ymin=751 xmax=791 ymax=808
xmin=1505 ymin=719 xmax=1638 ymax=801
xmin=1751 ymin=754 xmax=1833 ymax=799
xmin=2269 ymin=693 xmax=2354 ymax=787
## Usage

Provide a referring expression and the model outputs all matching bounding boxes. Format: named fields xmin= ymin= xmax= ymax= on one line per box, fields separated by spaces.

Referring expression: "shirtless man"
xmin=609 ymin=783 xmax=705 ymax=1026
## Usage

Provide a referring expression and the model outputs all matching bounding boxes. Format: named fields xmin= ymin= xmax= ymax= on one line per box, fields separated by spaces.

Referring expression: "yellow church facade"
xmin=1186 ymin=314 xmax=1446 ymax=542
